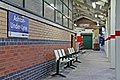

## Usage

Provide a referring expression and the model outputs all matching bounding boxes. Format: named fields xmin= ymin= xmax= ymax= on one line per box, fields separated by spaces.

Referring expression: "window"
xmin=44 ymin=2 xmax=54 ymax=21
xmin=63 ymin=0 xmax=68 ymax=6
xmin=69 ymin=10 xmax=72 ymax=20
xmin=44 ymin=0 xmax=54 ymax=5
xmin=69 ymin=20 xmax=73 ymax=29
xmin=25 ymin=0 xmax=42 ymax=16
xmin=56 ymin=11 xmax=62 ymax=24
xmin=63 ymin=16 xmax=68 ymax=27
xmin=69 ymin=0 xmax=72 ymax=10
xmin=56 ymin=0 xmax=62 ymax=12
xmin=64 ymin=5 xmax=68 ymax=17
xmin=3 ymin=0 xmax=23 ymax=7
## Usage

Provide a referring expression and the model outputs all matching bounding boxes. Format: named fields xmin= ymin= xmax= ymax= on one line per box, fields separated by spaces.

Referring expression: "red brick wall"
xmin=0 ymin=43 xmax=70 ymax=76
xmin=0 ymin=8 xmax=72 ymax=79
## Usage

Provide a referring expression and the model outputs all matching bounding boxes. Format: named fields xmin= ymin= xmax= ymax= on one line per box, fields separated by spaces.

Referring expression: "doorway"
xmin=81 ymin=33 xmax=92 ymax=49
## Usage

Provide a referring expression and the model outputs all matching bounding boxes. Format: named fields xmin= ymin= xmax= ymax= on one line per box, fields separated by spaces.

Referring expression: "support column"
xmin=105 ymin=17 xmax=109 ymax=57
xmin=115 ymin=0 xmax=120 ymax=80
xmin=110 ymin=0 xmax=116 ymax=68
xmin=105 ymin=9 xmax=111 ymax=61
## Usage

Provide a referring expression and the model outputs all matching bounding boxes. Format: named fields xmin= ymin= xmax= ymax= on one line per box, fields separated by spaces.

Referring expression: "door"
xmin=81 ymin=34 xmax=92 ymax=49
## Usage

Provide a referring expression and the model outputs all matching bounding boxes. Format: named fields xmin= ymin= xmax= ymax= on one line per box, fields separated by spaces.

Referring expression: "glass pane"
xmin=44 ymin=2 xmax=54 ymax=21
xmin=25 ymin=0 xmax=42 ymax=16
xmin=63 ymin=16 xmax=68 ymax=27
xmin=64 ymin=5 xmax=68 ymax=16
xmin=69 ymin=0 xmax=72 ymax=10
xmin=4 ymin=0 xmax=23 ymax=7
xmin=63 ymin=0 xmax=68 ymax=6
xmin=69 ymin=20 xmax=73 ymax=29
xmin=56 ymin=0 xmax=62 ymax=12
xmin=56 ymin=11 xmax=62 ymax=24
xmin=44 ymin=0 xmax=54 ymax=5
xmin=69 ymin=10 xmax=72 ymax=20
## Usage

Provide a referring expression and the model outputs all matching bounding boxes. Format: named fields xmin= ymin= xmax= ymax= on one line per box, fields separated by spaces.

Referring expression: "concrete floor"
xmin=42 ymin=50 xmax=115 ymax=80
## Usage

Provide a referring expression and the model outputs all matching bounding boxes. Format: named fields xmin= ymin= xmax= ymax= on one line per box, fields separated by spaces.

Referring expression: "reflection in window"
xmin=63 ymin=16 xmax=68 ymax=27
xmin=69 ymin=0 xmax=72 ymax=10
xmin=25 ymin=0 xmax=42 ymax=16
xmin=44 ymin=0 xmax=54 ymax=5
xmin=69 ymin=20 xmax=73 ymax=29
xmin=69 ymin=10 xmax=72 ymax=20
xmin=64 ymin=5 xmax=68 ymax=17
xmin=56 ymin=11 xmax=62 ymax=24
xmin=44 ymin=3 xmax=54 ymax=21
xmin=63 ymin=0 xmax=68 ymax=6
xmin=4 ymin=0 xmax=23 ymax=7
xmin=56 ymin=0 xmax=62 ymax=12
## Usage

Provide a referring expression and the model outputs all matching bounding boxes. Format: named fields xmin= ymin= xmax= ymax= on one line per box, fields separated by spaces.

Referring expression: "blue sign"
xmin=8 ymin=11 xmax=29 ymax=38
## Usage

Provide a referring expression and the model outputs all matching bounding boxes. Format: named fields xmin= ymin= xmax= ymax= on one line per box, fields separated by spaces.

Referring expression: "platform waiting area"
xmin=42 ymin=50 xmax=115 ymax=80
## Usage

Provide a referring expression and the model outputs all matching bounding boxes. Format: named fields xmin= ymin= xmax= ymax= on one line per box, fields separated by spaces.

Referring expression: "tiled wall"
xmin=0 ymin=9 xmax=72 ymax=80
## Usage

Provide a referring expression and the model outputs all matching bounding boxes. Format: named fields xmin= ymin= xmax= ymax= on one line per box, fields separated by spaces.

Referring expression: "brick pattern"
xmin=0 ymin=9 xmax=71 ymax=80
xmin=0 ymin=9 xmax=7 ymax=38
xmin=0 ymin=38 xmax=70 ymax=79
xmin=0 ymin=59 xmax=55 ymax=80
xmin=29 ymin=19 xmax=71 ymax=41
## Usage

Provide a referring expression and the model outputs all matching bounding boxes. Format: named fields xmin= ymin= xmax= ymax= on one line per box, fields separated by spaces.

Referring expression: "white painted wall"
xmin=115 ymin=0 xmax=120 ymax=79
xmin=110 ymin=0 xmax=116 ymax=68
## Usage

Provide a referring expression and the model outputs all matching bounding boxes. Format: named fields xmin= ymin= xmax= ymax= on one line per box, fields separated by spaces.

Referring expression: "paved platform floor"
xmin=42 ymin=50 xmax=115 ymax=80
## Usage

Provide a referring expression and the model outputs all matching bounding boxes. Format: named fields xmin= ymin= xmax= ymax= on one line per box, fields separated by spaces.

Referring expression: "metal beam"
xmin=73 ymin=0 xmax=105 ymax=13
xmin=73 ymin=6 xmax=106 ymax=17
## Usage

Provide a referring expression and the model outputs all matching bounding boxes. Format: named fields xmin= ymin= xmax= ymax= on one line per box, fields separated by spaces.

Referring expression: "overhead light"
xmin=96 ymin=1 xmax=105 ymax=6
xmin=92 ymin=2 xmax=96 ymax=8
xmin=95 ymin=14 xmax=97 ymax=17
xmin=98 ymin=15 xmax=104 ymax=18
xmin=97 ymin=21 xmax=99 ymax=26
xmin=100 ymin=6 xmax=102 ymax=9
xmin=74 ymin=24 xmax=77 ymax=26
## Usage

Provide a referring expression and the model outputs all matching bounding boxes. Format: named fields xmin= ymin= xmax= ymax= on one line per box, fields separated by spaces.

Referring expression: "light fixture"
xmin=97 ymin=21 xmax=99 ymax=26
xmin=92 ymin=2 xmax=96 ymax=8
xmin=100 ymin=6 xmax=102 ymax=9
xmin=74 ymin=24 xmax=77 ymax=26
xmin=95 ymin=14 xmax=97 ymax=17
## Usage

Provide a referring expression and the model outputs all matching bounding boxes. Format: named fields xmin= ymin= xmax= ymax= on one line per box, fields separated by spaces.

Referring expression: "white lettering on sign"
xmin=14 ymin=15 xmax=25 ymax=23
xmin=10 ymin=22 xmax=28 ymax=32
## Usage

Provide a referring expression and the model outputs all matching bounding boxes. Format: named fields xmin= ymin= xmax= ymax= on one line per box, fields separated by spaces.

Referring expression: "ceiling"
xmin=73 ymin=0 xmax=110 ymax=26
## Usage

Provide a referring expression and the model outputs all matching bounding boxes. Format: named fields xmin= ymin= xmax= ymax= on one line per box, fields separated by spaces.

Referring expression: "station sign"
xmin=8 ymin=11 xmax=29 ymax=38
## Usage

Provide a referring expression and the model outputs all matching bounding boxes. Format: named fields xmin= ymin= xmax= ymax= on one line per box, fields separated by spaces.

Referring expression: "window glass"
xmin=69 ymin=20 xmax=73 ymax=29
xmin=56 ymin=11 xmax=62 ymax=24
xmin=69 ymin=0 xmax=72 ymax=10
xmin=64 ymin=5 xmax=68 ymax=17
xmin=4 ymin=0 xmax=23 ymax=7
xmin=44 ymin=2 xmax=54 ymax=21
xmin=63 ymin=16 xmax=68 ymax=27
xmin=56 ymin=0 xmax=62 ymax=12
xmin=69 ymin=10 xmax=72 ymax=20
xmin=25 ymin=0 xmax=42 ymax=16
xmin=63 ymin=0 xmax=68 ymax=6
xmin=44 ymin=0 xmax=54 ymax=5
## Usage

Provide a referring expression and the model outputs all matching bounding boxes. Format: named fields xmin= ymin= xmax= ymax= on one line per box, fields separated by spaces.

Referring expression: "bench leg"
xmin=51 ymin=73 xmax=66 ymax=77
xmin=51 ymin=60 xmax=66 ymax=78
xmin=64 ymin=62 xmax=75 ymax=69
xmin=70 ymin=60 xmax=77 ymax=67
xmin=74 ymin=57 xmax=82 ymax=63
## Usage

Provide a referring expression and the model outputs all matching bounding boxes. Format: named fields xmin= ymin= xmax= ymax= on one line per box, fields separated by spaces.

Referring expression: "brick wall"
xmin=29 ymin=19 xmax=71 ymax=41
xmin=0 ymin=9 xmax=72 ymax=80
xmin=0 ymin=9 xmax=7 ymax=38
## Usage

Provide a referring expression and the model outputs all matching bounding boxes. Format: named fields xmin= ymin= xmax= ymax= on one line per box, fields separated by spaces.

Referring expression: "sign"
xmin=8 ymin=11 xmax=29 ymax=38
